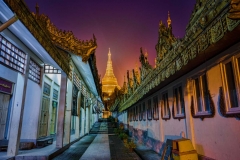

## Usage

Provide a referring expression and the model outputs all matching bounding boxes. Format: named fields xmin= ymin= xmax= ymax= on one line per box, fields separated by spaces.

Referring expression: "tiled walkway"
xmin=109 ymin=135 xmax=141 ymax=160
xmin=0 ymin=122 xmax=161 ymax=160
xmin=53 ymin=122 xmax=142 ymax=160
xmin=52 ymin=135 xmax=96 ymax=160
xmin=80 ymin=134 xmax=110 ymax=160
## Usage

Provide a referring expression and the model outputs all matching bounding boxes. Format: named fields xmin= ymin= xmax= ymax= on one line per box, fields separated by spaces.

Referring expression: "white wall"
xmin=122 ymin=43 xmax=240 ymax=160
xmin=21 ymin=79 xmax=41 ymax=141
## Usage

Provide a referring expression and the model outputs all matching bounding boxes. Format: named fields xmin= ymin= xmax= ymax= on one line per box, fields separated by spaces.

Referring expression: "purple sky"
xmin=24 ymin=0 xmax=196 ymax=86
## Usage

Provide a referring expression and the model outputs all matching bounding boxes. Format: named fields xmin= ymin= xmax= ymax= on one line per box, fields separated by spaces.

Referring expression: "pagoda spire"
xmin=35 ymin=3 xmax=39 ymax=15
xmin=102 ymin=48 xmax=120 ymax=95
xmin=167 ymin=11 xmax=171 ymax=27
xmin=105 ymin=48 xmax=114 ymax=77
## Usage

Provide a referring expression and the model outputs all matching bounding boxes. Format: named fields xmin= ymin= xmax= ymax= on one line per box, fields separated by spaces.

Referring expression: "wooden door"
xmin=50 ymin=101 xmax=57 ymax=134
xmin=0 ymin=93 xmax=10 ymax=140
xmin=39 ymin=97 xmax=50 ymax=137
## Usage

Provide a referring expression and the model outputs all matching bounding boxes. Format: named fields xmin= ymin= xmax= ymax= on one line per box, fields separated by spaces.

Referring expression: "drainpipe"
xmin=0 ymin=14 xmax=18 ymax=32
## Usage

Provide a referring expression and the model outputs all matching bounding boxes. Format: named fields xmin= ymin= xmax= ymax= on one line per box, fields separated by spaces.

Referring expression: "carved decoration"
xmin=181 ymin=51 xmax=189 ymax=66
xmin=155 ymin=21 xmax=176 ymax=63
xmin=211 ymin=20 xmax=224 ymax=43
xmin=4 ymin=0 xmax=70 ymax=74
xmin=115 ymin=1 xmax=240 ymax=112
xmin=198 ymin=33 xmax=209 ymax=52
xmin=228 ymin=0 xmax=240 ymax=20
xmin=139 ymin=48 xmax=152 ymax=70
xmin=226 ymin=16 xmax=240 ymax=31
xmin=219 ymin=87 xmax=240 ymax=118
xmin=190 ymin=43 xmax=198 ymax=60
xmin=33 ymin=13 xmax=97 ymax=63
xmin=176 ymin=57 xmax=183 ymax=71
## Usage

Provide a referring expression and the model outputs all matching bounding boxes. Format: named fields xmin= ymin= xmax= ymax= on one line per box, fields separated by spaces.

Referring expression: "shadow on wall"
xmin=129 ymin=125 xmax=185 ymax=155
xmin=217 ymin=93 xmax=240 ymax=121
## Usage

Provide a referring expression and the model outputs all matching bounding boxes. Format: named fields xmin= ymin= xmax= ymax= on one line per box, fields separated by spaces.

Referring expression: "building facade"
xmin=0 ymin=0 xmax=103 ymax=158
xmin=113 ymin=1 xmax=240 ymax=160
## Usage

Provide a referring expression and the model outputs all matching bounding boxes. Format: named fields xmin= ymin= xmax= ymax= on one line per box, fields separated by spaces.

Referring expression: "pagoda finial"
xmin=35 ymin=3 xmax=39 ymax=15
xmin=167 ymin=11 xmax=171 ymax=27
xmin=108 ymin=48 xmax=111 ymax=59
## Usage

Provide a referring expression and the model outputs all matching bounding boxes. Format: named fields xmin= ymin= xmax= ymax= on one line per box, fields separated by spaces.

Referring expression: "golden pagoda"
xmin=102 ymin=48 xmax=120 ymax=96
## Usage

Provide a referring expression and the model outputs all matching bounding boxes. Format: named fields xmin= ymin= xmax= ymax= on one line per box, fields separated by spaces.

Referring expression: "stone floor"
xmin=0 ymin=122 xmax=162 ymax=160
xmin=109 ymin=135 xmax=141 ymax=160
xmin=53 ymin=122 xmax=142 ymax=160
xmin=53 ymin=135 xmax=97 ymax=160
xmin=79 ymin=134 xmax=110 ymax=160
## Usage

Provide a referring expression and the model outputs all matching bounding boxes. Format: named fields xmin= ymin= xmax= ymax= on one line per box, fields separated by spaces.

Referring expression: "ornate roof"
xmin=4 ymin=0 xmax=70 ymax=74
xmin=114 ymin=0 xmax=240 ymax=112
xmin=4 ymin=0 xmax=102 ymax=98
xmin=32 ymin=12 xmax=97 ymax=63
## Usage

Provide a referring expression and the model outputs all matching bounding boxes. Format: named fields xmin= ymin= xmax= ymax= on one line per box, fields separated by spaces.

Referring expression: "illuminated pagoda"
xmin=101 ymin=48 xmax=120 ymax=117
xmin=102 ymin=48 xmax=120 ymax=96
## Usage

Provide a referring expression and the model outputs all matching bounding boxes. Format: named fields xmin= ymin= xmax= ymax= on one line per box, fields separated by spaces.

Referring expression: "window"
xmin=173 ymin=85 xmax=185 ymax=119
xmin=161 ymin=92 xmax=170 ymax=120
xmin=44 ymin=64 xmax=61 ymax=74
xmin=29 ymin=59 xmax=41 ymax=84
xmin=142 ymin=102 xmax=146 ymax=121
xmin=139 ymin=103 xmax=142 ymax=121
xmin=220 ymin=56 xmax=240 ymax=114
xmin=43 ymin=82 xmax=51 ymax=96
xmin=0 ymin=35 xmax=26 ymax=73
xmin=133 ymin=107 xmax=136 ymax=121
xmin=128 ymin=108 xmax=132 ymax=122
xmin=53 ymin=89 xmax=58 ymax=100
xmin=147 ymin=99 xmax=152 ymax=120
xmin=153 ymin=96 xmax=159 ymax=120
xmin=135 ymin=105 xmax=138 ymax=121
xmin=192 ymin=73 xmax=211 ymax=115
xmin=72 ymin=85 xmax=79 ymax=116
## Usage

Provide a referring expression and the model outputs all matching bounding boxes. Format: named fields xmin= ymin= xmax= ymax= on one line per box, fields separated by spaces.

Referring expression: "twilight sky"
xmin=24 ymin=0 xmax=196 ymax=86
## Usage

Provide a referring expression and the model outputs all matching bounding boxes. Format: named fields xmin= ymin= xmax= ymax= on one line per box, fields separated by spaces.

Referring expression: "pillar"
xmin=56 ymin=72 xmax=67 ymax=148
xmin=75 ymin=91 xmax=81 ymax=138
xmin=63 ymin=79 xmax=72 ymax=145
xmin=7 ymin=54 xmax=30 ymax=156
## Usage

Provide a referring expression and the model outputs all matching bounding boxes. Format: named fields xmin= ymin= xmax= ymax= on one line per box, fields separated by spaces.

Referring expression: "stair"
xmin=89 ymin=122 xmax=108 ymax=134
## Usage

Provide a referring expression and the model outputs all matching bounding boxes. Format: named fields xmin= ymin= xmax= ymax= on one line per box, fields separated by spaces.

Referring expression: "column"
xmin=75 ymin=91 xmax=81 ymax=138
xmin=7 ymin=54 xmax=30 ymax=156
xmin=63 ymin=79 xmax=72 ymax=145
xmin=86 ymin=106 xmax=89 ymax=133
xmin=56 ymin=72 xmax=67 ymax=148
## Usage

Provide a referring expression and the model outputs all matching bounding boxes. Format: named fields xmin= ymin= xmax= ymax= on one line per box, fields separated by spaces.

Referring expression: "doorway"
xmin=39 ymin=96 xmax=50 ymax=137
xmin=50 ymin=101 xmax=58 ymax=134
xmin=0 ymin=93 xmax=10 ymax=140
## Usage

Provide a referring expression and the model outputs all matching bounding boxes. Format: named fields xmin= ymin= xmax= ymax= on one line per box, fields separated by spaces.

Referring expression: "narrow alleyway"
xmin=53 ymin=122 xmax=141 ymax=160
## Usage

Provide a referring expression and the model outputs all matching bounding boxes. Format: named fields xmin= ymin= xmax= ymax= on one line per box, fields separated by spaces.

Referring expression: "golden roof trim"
xmin=229 ymin=0 xmax=240 ymax=19
xmin=4 ymin=0 xmax=70 ymax=74
xmin=118 ymin=1 xmax=240 ymax=112
xmin=32 ymin=13 xmax=97 ymax=63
